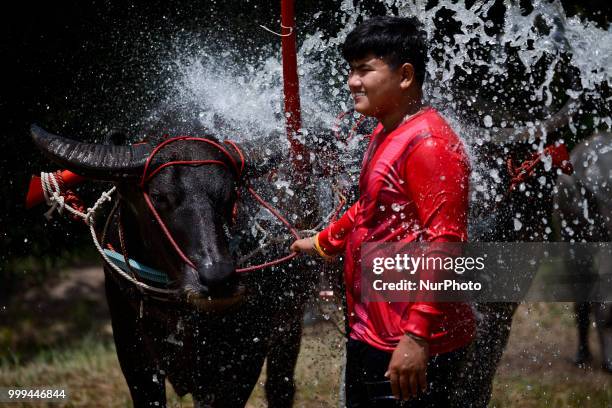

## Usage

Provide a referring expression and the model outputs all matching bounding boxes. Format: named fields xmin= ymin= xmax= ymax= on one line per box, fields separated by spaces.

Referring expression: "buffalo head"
xmin=31 ymin=124 xmax=281 ymax=310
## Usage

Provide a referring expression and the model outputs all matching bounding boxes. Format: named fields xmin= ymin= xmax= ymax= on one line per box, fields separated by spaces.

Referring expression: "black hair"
xmin=342 ymin=16 xmax=428 ymax=85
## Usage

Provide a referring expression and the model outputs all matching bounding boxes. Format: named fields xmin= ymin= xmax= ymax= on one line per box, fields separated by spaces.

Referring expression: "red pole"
xmin=280 ymin=0 xmax=310 ymax=176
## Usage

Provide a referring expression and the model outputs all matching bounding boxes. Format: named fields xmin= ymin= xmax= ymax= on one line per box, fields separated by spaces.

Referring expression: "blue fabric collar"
xmin=103 ymin=249 xmax=170 ymax=284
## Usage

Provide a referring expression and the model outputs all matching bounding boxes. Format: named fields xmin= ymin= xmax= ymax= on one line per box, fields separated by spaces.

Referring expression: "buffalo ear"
xmin=31 ymin=124 xmax=152 ymax=181
xmin=104 ymin=129 xmax=129 ymax=146
xmin=231 ymin=137 xmax=287 ymax=180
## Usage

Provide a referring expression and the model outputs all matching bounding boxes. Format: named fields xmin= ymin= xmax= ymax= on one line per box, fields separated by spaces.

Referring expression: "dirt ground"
xmin=1 ymin=265 xmax=611 ymax=407
xmin=490 ymin=302 xmax=612 ymax=407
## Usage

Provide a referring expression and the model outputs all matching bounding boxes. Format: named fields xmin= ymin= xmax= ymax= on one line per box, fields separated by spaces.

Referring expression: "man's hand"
xmin=385 ymin=334 xmax=429 ymax=400
xmin=290 ymin=237 xmax=317 ymax=255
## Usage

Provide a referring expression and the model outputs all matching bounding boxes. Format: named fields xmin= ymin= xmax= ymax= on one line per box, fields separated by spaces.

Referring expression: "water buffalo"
xmin=452 ymin=99 xmax=578 ymax=407
xmin=30 ymin=122 xmax=317 ymax=407
xmin=553 ymin=132 xmax=612 ymax=372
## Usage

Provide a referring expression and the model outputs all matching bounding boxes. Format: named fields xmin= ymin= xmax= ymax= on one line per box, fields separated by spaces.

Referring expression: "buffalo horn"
xmin=31 ymin=124 xmax=152 ymax=180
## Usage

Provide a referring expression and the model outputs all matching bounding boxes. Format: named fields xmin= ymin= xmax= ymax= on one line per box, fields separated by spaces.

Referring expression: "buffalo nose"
xmin=198 ymin=262 xmax=238 ymax=297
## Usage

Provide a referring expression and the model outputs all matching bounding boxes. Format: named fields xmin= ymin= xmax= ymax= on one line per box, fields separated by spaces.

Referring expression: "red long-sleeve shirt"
xmin=318 ymin=107 xmax=475 ymax=355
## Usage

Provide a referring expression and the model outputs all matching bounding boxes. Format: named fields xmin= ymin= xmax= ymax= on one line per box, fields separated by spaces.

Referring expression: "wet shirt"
xmin=318 ymin=107 xmax=475 ymax=355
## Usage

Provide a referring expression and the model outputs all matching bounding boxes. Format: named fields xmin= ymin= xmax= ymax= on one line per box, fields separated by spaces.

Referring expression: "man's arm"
xmin=386 ymin=134 xmax=470 ymax=400
xmin=289 ymin=200 xmax=360 ymax=258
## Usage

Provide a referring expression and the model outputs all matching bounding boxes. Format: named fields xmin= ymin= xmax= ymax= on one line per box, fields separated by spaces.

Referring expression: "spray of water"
xmin=144 ymin=0 xmax=610 ymax=236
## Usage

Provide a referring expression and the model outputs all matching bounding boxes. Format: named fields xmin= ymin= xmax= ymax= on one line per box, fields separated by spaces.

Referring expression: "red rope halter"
xmin=138 ymin=136 xmax=300 ymax=275
xmin=333 ymin=109 xmax=367 ymax=144
xmin=506 ymin=143 xmax=573 ymax=193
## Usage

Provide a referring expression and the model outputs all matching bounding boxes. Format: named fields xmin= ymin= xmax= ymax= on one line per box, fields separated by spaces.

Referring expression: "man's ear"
xmin=399 ymin=63 xmax=415 ymax=90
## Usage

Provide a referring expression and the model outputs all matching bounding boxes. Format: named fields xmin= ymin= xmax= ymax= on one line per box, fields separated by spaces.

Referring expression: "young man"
xmin=290 ymin=16 xmax=475 ymax=407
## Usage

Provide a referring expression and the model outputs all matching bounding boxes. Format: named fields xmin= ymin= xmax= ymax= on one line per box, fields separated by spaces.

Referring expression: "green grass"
xmin=491 ymin=375 xmax=612 ymax=408
xmin=2 ymin=321 xmax=610 ymax=407
xmin=0 ymin=326 xmax=343 ymax=408
xmin=0 ymin=336 xmax=194 ymax=407
xmin=0 ymin=336 xmax=130 ymax=407
xmin=2 ymin=303 xmax=611 ymax=407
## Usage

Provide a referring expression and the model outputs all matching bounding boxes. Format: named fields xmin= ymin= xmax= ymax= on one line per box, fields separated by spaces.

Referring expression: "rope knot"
xmin=44 ymin=194 xmax=65 ymax=220
xmin=101 ymin=191 xmax=113 ymax=202
xmin=39 ymin=171 xmax=115 ymax=224
xmin=506 ymin=144 xmax=573 ymax=193
xmin=506 ymin=157 xmax=538 ymax=191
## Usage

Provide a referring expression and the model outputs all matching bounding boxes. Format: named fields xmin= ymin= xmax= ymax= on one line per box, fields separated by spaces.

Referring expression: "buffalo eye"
xmin=149 ymin=190 xmax=181 ymax=209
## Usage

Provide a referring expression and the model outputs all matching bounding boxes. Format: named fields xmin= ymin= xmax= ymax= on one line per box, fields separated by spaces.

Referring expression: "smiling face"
xmin=347 ymin=54 xmax=420 ymax=129
xmin=348 ymin=55 xmax=404 ymax=118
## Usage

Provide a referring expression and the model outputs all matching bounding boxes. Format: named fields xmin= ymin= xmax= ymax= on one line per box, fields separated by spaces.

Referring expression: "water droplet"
xmin=514 ymin=218 xmax=523 ymax=231
xmin=483 ymin=115 xmax=493 ymax=128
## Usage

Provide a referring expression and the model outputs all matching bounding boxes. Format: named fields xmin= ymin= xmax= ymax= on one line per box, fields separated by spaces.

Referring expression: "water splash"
xmin=143 ymin=0 xmax=610 ymax=235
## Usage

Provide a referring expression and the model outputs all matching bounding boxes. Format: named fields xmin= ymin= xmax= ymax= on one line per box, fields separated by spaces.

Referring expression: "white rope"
xmin=88 ymin=219 xmax=175 ymax=295
xmin=39 ymin=171 xmax=346 ymax=294
xmin=39 ymin=171 xmax=177 ymax=295
xmin=40 ymin=171 xmax=114 ymax=224
xmin=259 ymin=23 xmax=293 ymax=37
xmin=41 ymin=172 xmax=66 ymax=220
